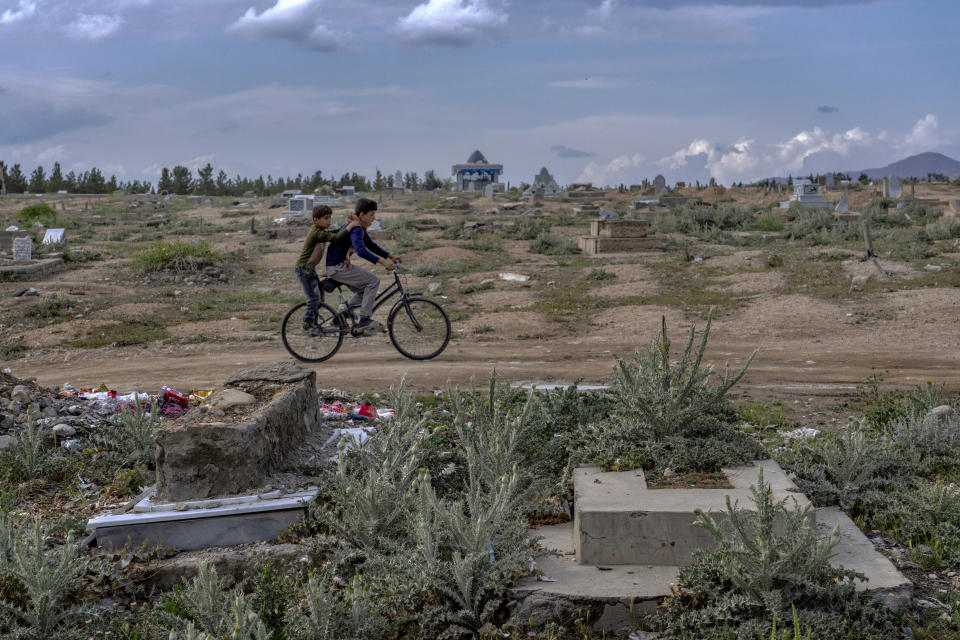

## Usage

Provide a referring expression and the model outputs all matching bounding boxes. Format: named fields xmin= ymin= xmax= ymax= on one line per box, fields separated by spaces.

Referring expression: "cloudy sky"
xmin=1 ymin=0 xmax=958 ymax=187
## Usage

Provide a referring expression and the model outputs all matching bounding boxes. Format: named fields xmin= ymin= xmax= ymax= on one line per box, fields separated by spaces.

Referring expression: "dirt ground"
xmin=1 ymin=184 xmax=958 ymax=429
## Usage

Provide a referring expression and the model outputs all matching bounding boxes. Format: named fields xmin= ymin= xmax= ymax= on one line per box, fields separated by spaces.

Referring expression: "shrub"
xmin=786 ymin=423 xmax=899 ymax=513
xmin=886 ymin=408 xmax=960 ymax=474
xmin=656 ymin=470 xmax=895 ymax=639
xmin=162 ymin=563 xmax=270 ymax=640
xmin=98 ymin=394 xmax=159 ymax=470
xmin=0 ymin=516 xmax=92 ymax=639
xmin=503 ymin=217 xmax=551 ymax=240
xmin=286 ymin=574 xmax=389 ymax=640
xmin=0 ymin=337 xmax=27 ymax=360
xmin=389 ymin=216 xmax=438 ymax=251
xmin=8 ymin=414 xmax=50 ymax=480
xmin=874 ymin=480 xmax=960 ymax=564
xmin=530 ymin=231 xmax=580 ymax=255
xmin=132 ymin=240 xmax=216 ymax=274
xmin=585 ymin=268 xmax=616 ymax=281
xmin=16 ymin=203 xmax=57 ymax=228
xmin=610 ymin=309 xmax=755 ymax=441
xmin=461 ymin=234 xmax=502 ymax=252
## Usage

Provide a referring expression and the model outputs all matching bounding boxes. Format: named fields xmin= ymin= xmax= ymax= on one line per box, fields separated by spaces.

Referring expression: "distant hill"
xmin=856 ymin=152 xmax=960 ymax=180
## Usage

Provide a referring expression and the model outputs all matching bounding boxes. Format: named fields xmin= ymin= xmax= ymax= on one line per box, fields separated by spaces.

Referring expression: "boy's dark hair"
xmin=355 ymin=198 xmax=378 ymax=215
xmin=312 ymin=205 xmax=333 ymax=219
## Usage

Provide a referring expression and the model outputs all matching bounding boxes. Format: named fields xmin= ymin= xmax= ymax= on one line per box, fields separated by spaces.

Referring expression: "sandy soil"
xmin=1 ymin=187 xmax=958 ymax=421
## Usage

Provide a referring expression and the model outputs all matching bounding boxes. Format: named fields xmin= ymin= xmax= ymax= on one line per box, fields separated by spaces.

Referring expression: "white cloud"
xmin=899 ymin=113 xmax=940 ymax=155
xmin=227 ymin=0 xmax=343 ymax=51
xmin=393 ymin=0 xmax=508 ymax=47
xmin=590 ymin=0 xmax=617 ymax=18
xmin=659 ymin=125 xmax=880 ymax=184
xmin=65 ymin=14 xmax=124 ymax=40
xmin=0 ymin=0 xmax=36 ymax=24
xmin=577 ymin=153 xmax=645 ymax=185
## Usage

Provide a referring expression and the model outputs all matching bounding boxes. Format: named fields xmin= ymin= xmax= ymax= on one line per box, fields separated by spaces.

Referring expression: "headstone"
xmin=42 ymin=228 xmax=65 ymax=244
xmin=597 ymin=209 xmax=620 ymax=219
xmin=825 ymin=174 xmax=835 ymax=187
xmin=483 ymin=184 xmax=493 ymax=198
xmin=13 ymin=236 xmax=32 ymax=261
xmin=882 ymin=177 xmax=890 ymax=198
xmin=834 ymin=193 xmax=849 ymax=213
xmin=394 ymin=170 xmax=403 ymax=188
xmin=653 ymin=175 xmax=667 ymax=195
xmin=708 ymin=177 xmax=717 ymax=188
xmin=888 ymin=176 xmax=900 ymax=199
xmin=909 ymin=183 xmax=915 ymax=200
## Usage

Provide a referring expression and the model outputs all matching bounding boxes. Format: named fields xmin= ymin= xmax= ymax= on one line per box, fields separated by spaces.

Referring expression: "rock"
xmin=67 ymin=405 xmax=83 ymax=416
xmin=0 ymin=413 xmax=13 ymax=431
xmin=0 ymin=435 xmax=17 ymax=451
xmin=925 ymin=405 xmax=959 ymax=430
xmin=10 ymin=385 xmax=31 ymax=404
xmin=427 ymin=282 xmax=441 ymax=293
xmin=53 ymin=423 xmax=76 ymax=437
xmin=207 ymin=389 xmax=257 ymax=412
xmin=41 ymin=406 xmax=57 ymax=418
xmin=155 ymin=362 xmax=318 ymax=501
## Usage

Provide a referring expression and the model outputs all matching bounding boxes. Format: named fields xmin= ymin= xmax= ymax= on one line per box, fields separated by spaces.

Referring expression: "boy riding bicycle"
xmin=295 ymin=205 xmax=357 ymax=335
xmin=325 ymin=198 xmax=402 ymax=333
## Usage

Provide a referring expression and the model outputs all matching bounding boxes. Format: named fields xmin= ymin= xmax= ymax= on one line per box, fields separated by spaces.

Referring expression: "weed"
xmin=70 ymin=315 xmax=167 ymax=348
xmin=503 ymin=218 xmax=551 ymax=240
xmin=530 ymin=231 xmax=580 ymax=255
xmin=461 ymin=234 xmax=503 ymax=252
xmin=99 ymin=394 xmax=159 ymax=470
xmin=132 ymin=240 xmax=216 ymax=274
xmin=585 ymin=268 xmax=616 ymax=281
xmin=0 ymin=337 xmax=27 ymax=360
xmin=16 ymin=203 xmax=58 ymax=227
xmin=459 ymin=281 xmax=494 ymax=295
xmin=162 ymin=563 xmax=270 ymax=640
xmin=8 ymin=414 xmax=50 ymax=480
xmin=472 ymin=325 xmax=493 ymax=334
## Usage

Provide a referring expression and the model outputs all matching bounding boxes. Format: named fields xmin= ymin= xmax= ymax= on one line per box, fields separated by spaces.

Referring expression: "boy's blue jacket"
xmin=325 ymin=224 xmax=389 ymax=266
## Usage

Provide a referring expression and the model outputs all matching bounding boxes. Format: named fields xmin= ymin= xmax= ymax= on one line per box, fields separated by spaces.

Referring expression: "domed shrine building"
xmin=451 ymin=150 xmax=503 ymax=192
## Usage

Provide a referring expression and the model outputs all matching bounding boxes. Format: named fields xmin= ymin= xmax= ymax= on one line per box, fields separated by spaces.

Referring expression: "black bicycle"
xmin=281 ymin=267 xmax=451 ymax=363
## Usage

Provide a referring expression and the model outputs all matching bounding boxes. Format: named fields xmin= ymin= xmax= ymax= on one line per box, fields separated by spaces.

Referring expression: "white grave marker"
xmin=13 ymin=236 xmax=32 ymax=261
xmin=42 ymin=228 xmax=65 ymax=244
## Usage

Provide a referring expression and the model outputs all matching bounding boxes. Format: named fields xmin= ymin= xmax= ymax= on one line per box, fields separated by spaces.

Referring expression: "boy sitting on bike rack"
xmin=325 ymin=197 xmax=401 ymax=334
xmin=295 ymin=205 xmax=357 ymax=336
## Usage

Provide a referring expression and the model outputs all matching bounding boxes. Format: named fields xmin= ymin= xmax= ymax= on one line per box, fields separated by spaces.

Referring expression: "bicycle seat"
xmin=319 ymin=278 xmax=342 ymax=293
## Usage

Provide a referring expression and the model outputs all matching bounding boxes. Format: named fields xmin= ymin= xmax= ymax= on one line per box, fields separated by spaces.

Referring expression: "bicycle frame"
xmin=326 ymin=268 xmax=424 ymax=327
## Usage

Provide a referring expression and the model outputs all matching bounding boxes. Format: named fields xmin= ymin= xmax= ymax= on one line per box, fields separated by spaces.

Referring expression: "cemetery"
xmin=0 ymin=179 xmax=959 ymax=638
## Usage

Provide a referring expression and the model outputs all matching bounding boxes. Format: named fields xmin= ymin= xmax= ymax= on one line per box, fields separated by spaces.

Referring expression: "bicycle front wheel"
xmin=281 ymin=301 xmax=345 ymax=363
xmin=388 ymin=297 xmax=450 ymax=360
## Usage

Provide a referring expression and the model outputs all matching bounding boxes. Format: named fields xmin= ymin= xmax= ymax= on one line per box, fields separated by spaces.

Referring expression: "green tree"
xmin=47 ymin=162 xmax=65 ymax=192
xmin=215 ymin=170 xmax=230 ymax=195
xmin=858 ymin=173 xmax=870 ymax=186
xmin=422 ymin=169 xmax=443 ymax=190
xmin=374 ymin=168 xmax=384 ymax=191
xmin=171 ymin=165 xmax=193 ymax=195
xmin=6 ymin=163 xmax=27 ymax=193
xmin=83 ymin=167 xmax=107 ymax=193
xmin=64 ymin=170 xmax=78 ymax=192
xmin=27 ymin=165 xmax=46 ymax=193
xmin=195 ymin=163 xmax=215 ymax=195
xmin=158 ymin=167 xmax=173 ymax=193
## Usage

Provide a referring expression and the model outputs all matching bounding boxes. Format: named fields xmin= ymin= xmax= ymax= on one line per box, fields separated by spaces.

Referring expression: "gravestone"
xmin=888 ymin=176 xmax=900 ymax=199
xmin=13 ymin=237 xmax=31 ymax=261
xmin=708 ymin=177 xmax=717 ymax=188
xmin=394 ymin=170 xmax=403 ymax=188
xmin=653 ymin=175 xmax=667 ymax=195
xmin=881 ymin=177 xmax=890 ymax=198
xmin=835 ymin=193 xmax=849 ymax=213
xmin=825 ymin=174 xmax=835 ymax=187
xmin=483 ymin=184 xmax=494 ymax=198
xmin=42 ymin=228 xmax=65 ymax=244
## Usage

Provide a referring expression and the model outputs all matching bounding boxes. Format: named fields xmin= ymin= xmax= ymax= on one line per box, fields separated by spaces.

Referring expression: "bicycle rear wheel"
xmin=388 ymin=297 xmax=450 ymax=360
xmin=281 ymin=301 xmax=345 ymax=363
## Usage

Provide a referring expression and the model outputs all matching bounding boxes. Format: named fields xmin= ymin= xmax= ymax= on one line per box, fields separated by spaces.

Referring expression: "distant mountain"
xmin=855 ymin=152 xmax=960 ymax=180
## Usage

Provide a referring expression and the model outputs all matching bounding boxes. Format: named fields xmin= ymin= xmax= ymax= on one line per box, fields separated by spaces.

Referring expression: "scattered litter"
xmin=13 ymin=287 xmax=40 ymax=297
xmin=499 ymin=272 xmax=530 ymax=282
xmin=925 ymin=264 xmax=943 ymax=272
xmin=784 ymin=427 xmax=820 ymax=440
xmin=324 ymin=427 xmax=375 ymax=450
xmin=5 ymin=225 xmax=18 ymax=231
xmin=536 ymin=575 xmax=557 ymax=582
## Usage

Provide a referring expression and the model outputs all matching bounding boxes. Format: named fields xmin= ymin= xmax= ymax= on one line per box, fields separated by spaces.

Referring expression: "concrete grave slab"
xmin=574 ymin=460 xmax=813 ymax=565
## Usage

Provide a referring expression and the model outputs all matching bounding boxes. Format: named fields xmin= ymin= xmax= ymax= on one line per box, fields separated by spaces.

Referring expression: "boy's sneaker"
xmin=301 ymin=323 xmax=323 ymax=337
xmin=355 ymin=317 xmax=386 ymax=334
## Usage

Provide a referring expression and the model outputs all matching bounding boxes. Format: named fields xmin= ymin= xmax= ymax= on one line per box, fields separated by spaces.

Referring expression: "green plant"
xmin=286 ymin=575 xmax=388 ymax=640
xmin=656 ymin=470 xmax=895 ymax=639
xmin=610 ymin=308 xmax=755 ymax=441
xmin=0 ymin=516 xmax=92 ymax=640
xmin=530 ymin=231 xmax=580 ymax=255
xmin=0 ymin=337 xmax=27 ymax=360
xmin=459 ymin=281 xmax=494 ymax=295
xmin=251 ymin=565 xmax=293 ymax=640
xmin=461 ymin=234 xmax=502 ymax=252
xmin=100 ymin=394 xmax=159 ymax=470
xmin=132 ymin=240 xmax=216 ymax=274
xmin=9 ymin=413 xmax=50 ymax=480
xmin=787 ymin=423 xmax=898 ymax=513
xmin=70 ymin=315 xmax=168 ymax=348
xmin=16 ymin=203 xmax=57 ymax=227
xmin=162 ymin=563 xmax=270 ymax=640
xmin=585 ymin=268 xmax=616 ymax=281
xmin=906 ymin=380 xmax=955 ymax=415
xmin=503 ymin=218 xmax=551 ymax=240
